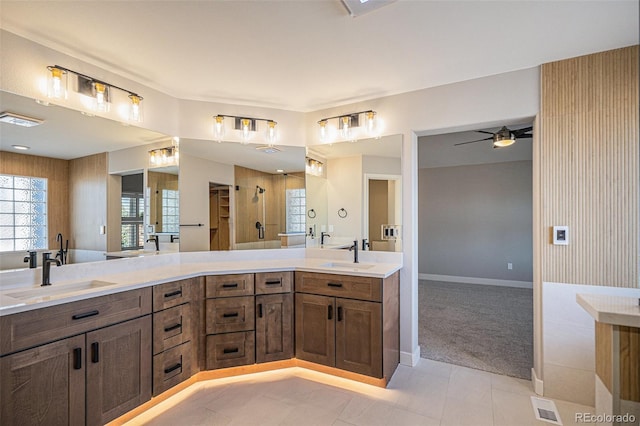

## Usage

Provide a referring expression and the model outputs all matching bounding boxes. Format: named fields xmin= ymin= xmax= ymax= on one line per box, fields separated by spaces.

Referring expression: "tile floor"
xmin=125 ymin=359 xmax=594 ymax=426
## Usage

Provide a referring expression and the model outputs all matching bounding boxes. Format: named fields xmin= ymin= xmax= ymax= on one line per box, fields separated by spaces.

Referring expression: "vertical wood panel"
xmin=540 ymin=45 xmax=639 ymax=287
xmin=69 ymin=153 xmax=108 ymax=251
xmin=0 ymin=151 xmax=70 ymax=250
xmin=619 ymin=326 xmax=640 ymax=402
xmin=595 ymin=321 xmax=613 ymax=392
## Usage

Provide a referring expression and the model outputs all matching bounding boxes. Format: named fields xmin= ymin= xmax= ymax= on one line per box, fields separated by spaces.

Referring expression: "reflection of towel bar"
xmin=179 ymin=223 xmax=204 ymax=227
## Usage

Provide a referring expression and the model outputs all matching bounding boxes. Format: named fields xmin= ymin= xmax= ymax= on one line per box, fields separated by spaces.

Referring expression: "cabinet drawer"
xmin=0 ymin=287 xmax=152 ymax=355
xmin=205 ymin=274 xmax=254 ymax=298
xmin=153 ymin=303 xmax=192 ymax=355
xmin=255 ymin=271 xmax=293 ymax=294
xmin=153 ymin=279 xmax=193 ymax=312
xmin=206 ymin=331 xmax=255 ymax=369
xmin=153 ymin=341 xmax=193 ymax=396
xmin=294 ymin=272 xmax=382 ymax=302
xmin=205 ymin=296 xmax=255 ymax=334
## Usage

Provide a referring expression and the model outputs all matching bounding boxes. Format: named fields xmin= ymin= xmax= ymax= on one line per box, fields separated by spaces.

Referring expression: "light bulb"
xmin=129 ymin=94 xmax=143 ymax=122
xmin=47 ymin=66 xmax=68 ymax=99
xmin=213 ymin=115 xmax=225 ymax=142
xmin=365 ymin=111 xmax=377 ymax=135
xmin=149 ymin=151 xmax=157 ymax=165
xmin=265 ymin=121 xmax=277 ymax=143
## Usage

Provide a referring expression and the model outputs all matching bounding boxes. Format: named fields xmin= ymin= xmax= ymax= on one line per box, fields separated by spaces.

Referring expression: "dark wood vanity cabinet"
xmin=0 ymin=288 xmax=153 ymax=426
xmin=152 ymin=278 xmax=199 ymax=396
xmin=295 ymin=271 xmax=399 ymax=380
xmin=255 ymin=272 xmax=294 ymax=363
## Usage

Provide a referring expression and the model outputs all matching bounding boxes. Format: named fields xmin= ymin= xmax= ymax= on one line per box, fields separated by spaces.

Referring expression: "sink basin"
xmin=6 ymin=280 xmax=117 ymax=302
xmin=320 ymin=262 xmax=376 ymax=270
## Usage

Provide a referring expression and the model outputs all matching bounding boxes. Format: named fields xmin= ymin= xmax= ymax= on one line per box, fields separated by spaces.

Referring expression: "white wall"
xmin=326 ymin=156 xmax=362 ymax=243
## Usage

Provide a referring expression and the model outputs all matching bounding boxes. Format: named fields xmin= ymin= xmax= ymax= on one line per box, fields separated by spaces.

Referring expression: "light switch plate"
xmin=553 ymin=226 xmax=569 ymax=245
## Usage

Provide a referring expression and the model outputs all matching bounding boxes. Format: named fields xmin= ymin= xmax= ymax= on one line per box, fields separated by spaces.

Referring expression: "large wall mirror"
xmin=305 ymin=134 xmax=402 ymax=252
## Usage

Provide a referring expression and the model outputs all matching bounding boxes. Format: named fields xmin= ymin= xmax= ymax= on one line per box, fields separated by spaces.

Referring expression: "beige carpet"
xmin=419 ymin=280 xmax=533 ymax=379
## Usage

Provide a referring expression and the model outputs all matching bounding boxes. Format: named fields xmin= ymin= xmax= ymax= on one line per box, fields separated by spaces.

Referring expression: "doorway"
xmin=364 ymin=173 xmax=401 ymax=252
xmin=417 ymin=125 xmax=534 ymax=379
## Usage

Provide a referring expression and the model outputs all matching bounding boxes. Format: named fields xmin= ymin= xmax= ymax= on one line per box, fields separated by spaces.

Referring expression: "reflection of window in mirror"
xmin=0 ymin=174 xmax=48 ymax=252
xmin=286 ymin=187 xmax=306 ymax=233
xmin=161 ymin=189 xmax=179 ymax=233
xmin=121 ymin=174 xmax=144 ymax=250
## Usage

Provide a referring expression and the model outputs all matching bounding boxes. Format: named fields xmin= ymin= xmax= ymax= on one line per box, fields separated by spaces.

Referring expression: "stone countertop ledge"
xmin=576 ymin=293 xmax=640 ymax=328
xmin=0 ymin=248 xmax=402 ymax=316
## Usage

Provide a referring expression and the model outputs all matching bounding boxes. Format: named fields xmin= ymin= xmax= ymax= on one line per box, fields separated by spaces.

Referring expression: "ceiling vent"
xmin=256 ymin=145 xmax=281 ymax=154
xmin=341 ymin=0 xmax=397 ymax=17
xmin=0 ymin=111 xmax=44 ymax=127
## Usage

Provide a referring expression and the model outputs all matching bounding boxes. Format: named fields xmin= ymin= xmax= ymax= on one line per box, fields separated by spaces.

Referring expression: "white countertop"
xmin=0 ymin=248 xmax=402 ymax=316
xmin=576 ymin=293 xmax=640 ymax=328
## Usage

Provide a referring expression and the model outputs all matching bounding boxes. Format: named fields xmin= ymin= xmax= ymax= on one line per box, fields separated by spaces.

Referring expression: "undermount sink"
xmin=320 ymin=262 xmax=376 ymax=270
xmin=6 ymin=280 xmax=117 ymax=302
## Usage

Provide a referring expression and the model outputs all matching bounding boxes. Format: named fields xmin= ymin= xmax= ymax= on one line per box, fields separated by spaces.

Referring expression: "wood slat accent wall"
xmin=0 ymin=151 xmax=70 ymax=249
xmin=69 ymin=153 xmax=108 ymax=251
xmin=540 ymin=45 xmax=639 ymax=287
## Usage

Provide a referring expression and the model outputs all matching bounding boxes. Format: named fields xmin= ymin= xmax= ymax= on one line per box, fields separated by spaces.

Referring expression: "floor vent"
xmin=531 ymin=396 xmax=563 ymax=425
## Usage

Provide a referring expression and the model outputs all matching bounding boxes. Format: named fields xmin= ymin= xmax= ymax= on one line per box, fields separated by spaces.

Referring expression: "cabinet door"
xmin=0 ymin=334 xmax=85 ymax=426
xmin=86 ymin=315 xmax=152 ymax=426
xmin=335 ymin=298 xmax=382 ymax=378
xmin=295 ymin=293 xmax=335 ymax=367
xmin=256 ymin=293 xmax=293 ymax=363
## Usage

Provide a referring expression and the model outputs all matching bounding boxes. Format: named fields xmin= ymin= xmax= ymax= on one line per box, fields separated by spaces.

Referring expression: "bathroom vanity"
xmin=0 ymin=249 xmax=401 ymax=426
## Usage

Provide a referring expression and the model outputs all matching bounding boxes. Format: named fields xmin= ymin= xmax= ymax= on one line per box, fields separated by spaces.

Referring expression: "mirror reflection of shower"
xmin=256 ymin=185 xmax=266 ymax=240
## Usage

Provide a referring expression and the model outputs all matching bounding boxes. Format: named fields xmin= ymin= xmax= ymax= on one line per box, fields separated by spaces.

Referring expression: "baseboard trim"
xmin=420 ymin=273 xmax=533 ymax=289
xmin=532 ymin=367 xmax=544 ymax=395
xmin=400 ymin=345 xmax=420 ymax=367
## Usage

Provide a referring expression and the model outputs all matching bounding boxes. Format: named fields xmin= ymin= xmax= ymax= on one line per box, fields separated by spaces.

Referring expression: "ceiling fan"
xmin=454 ymin=126 xmax=533 ymax=148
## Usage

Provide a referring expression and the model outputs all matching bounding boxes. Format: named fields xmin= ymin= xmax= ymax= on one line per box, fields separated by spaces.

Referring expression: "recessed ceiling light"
xmin=0 ymin=111 xmax=43 ymax=127
xmin=12 ymin=145 xmax=30 ymax=151
xmin=276 ymin=169 xmax=284 ymax=173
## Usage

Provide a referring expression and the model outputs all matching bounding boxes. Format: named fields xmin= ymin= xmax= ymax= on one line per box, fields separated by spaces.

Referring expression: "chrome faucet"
xmin=23 ymin=250 xmax=37 ymax=268
xmin=320 ymin=232 xmax=331 ymax=245
xmin=41 ymin=252 xmax=61 ymax=286
xmin=349 ymin=240 xmax=359 ymax=263
xmin=147 ymin=236 xmax=159 ymax=251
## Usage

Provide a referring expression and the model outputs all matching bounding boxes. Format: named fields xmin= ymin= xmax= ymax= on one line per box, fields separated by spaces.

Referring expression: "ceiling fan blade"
xmin=516 ymin=134 xmax=533 ymax=139
xmin=454 ymin=136 xmax=493 ymax=146
xmin=475 ymin=130 xmax=496 ymax=135
xmin=513 ymin=127 xmax=533 ymax=137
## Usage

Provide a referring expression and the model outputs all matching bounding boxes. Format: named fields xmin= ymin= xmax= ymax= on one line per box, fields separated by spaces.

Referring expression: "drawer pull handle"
xmin=265 ymin=280 xmax=281 ymax=285
xmin=223 ymin=312 xmax=239 ymax=318
xmin=337 ymin=306 xmax=343 ymax=322
xmin=164 ymin=363 xmax=182 ymax=374
xmin=327 ymin=283 xmax=343 ymax=288
xmin=73 ymin=348 xmax=82 ymax=370
xmin=91 ymin=342 xmax=99 ymax=363
xmin=328 ymin=305 xmax=333 ymax=320
xmin=164 ymin=323 xmax=182 ymax=332
xmin=72 ymin=310 xmax=99 ymax=320
xmin=258 ymin=303 xmax=263 ymax=318
xmin=223 ymin=347 xmax=239 ymax=354
xmin=222 ymin=283 xmax=239 ymax=288
xmin=164 ymin=289 xmax=182 ymax=298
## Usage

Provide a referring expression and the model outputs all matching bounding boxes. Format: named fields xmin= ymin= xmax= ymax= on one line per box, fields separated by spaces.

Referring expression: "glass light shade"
xmin=129 ymin=94 xmax=143 ymax=122
xmin=340 ymin=116 xmax=351 ymax=140
xmin=213 ymin=115 xmax=225 ymax=142
xmin=240 ymin=118 xmax=251 ymax=143
xmin=318 ymin=120 xmax=329 ymax=142
xmin=47 ymin=66 xmax=68 ymax=99
xmin=493 ymin=138 xmax=515 ymax=148
xmin=92 ymin=82 xmax=110 ymax=112
xmin=265 ymin=121 xmax=277 ymax=143
xmin=365 ymin=111 xmax=378 ymax=136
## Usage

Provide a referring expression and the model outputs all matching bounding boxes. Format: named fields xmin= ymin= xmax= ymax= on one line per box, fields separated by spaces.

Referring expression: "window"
xmin=121 ymin=192 xmax=144 ymax=250
xmin=286 ymin=188 xmax=306 ymax=233
xmin=161 ymin=189 xmax=179 ymax=233
xmin=0 ymin=174 xmax=48 ymax=252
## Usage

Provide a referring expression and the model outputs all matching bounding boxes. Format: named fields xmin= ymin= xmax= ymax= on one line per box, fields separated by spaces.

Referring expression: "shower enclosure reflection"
xmin=234 ymin=166 xmax=305 ymax=249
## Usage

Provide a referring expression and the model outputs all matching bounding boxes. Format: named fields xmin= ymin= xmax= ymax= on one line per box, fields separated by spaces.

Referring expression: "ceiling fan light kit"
xmin=454 ymin=125 xmax=533 ymax=148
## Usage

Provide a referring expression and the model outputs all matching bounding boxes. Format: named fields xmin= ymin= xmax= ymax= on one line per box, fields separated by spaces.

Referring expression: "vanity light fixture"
xmin=46 ymin=65 xmax=144 ymax=122
xmin=317 ymin=109 xmax=381 ymax=143
xmin=213 ymin=114 xmax=278 ymax=145
xmin=306 ymin=157 xmax=325 ymax=177
xmin=149 ymin=146 xmax=179 ymax=167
